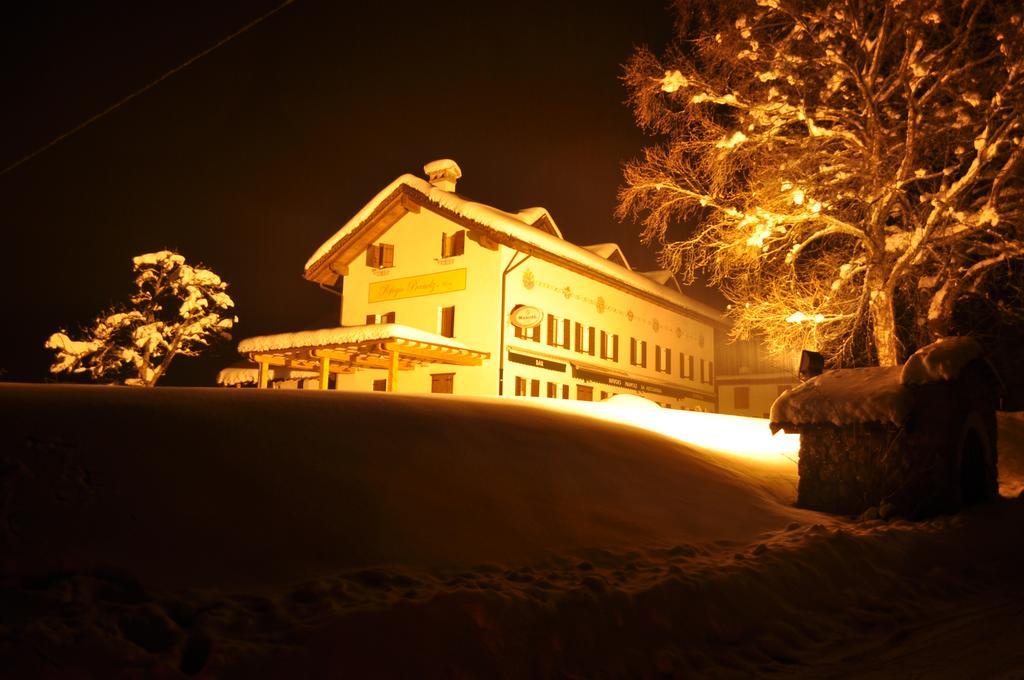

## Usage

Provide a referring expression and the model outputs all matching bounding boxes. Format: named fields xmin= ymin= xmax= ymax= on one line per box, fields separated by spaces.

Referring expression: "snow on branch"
xmin=46 ymin=250 xmax=237 ymax=386
xmin=620 ymin=0 xmax=1024 ymax=367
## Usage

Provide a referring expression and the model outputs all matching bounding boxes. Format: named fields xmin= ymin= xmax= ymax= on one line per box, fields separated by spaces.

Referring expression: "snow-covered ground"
xmin=1 ymin=384 xmax=1022 ymax=677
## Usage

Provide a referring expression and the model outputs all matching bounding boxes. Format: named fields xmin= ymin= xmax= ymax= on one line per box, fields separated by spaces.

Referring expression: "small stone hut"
xmin=770 ymin=337 xmax=1000 ymax=519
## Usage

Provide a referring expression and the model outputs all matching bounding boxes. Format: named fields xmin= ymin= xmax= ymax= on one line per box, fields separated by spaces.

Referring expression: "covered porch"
xmin=235 ymin=323 xmax=490 ymax=391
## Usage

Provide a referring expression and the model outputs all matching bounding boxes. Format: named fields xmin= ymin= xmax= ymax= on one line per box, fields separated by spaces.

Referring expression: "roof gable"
xmin=303 ymin=173 xmax=725 ymax=326
xmin=583 ymin=243 xmax=632 ymax=270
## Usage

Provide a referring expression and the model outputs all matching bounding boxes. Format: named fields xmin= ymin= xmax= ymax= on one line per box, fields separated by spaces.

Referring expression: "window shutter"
xmin=441 ymin=232 xmax=448 ymax=257
xmin=600 ymin=331 xmax=608 ymax=358
xmin=612 ymin=335 xmax=619 ymax=362
xmin=630 ymin=338 xmax=637 ymax=365
xmin=666 ymin=348 xmax=672 ymax=374
xmin=366 ymin=246 xmax=379 ymax=268
xmin=547 ymin=315 xmax=558 ymax=346
xmin=381 ymin=244 xmax=394 ymax=267
xmin=655 ymin=345 xmax=662 ymax=372
xmin=441 ymin=306 xmax=455 ymax=337
xmin=587 ymin=327 xmax=595 ymax=355
xmin=366 ymin=313 xmax=376 ymax=324
xmin=562 ymin=319 xmax=571 ymax=349
xmin=574 ymin=323 xmax=583 ymax=352
xmin=454 ymin=230 xmax=465 ymax=255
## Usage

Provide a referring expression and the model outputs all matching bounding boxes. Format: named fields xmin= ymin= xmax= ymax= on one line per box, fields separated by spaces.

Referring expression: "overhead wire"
xmin=0 ymin=0 xmax=297 ymax=177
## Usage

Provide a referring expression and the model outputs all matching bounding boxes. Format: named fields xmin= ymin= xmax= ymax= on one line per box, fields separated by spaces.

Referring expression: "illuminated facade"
xmin=229 ymin=160 xmax=723 ymax=410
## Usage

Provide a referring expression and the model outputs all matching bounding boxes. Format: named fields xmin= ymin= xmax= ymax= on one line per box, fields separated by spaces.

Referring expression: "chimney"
xmin=423 ymin=159 xmax=462 ymax=192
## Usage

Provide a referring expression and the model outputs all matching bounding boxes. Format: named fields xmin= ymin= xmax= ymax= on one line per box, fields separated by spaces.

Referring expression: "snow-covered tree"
xmin=619 ymin=0 xmax=1024 ymax=366
xmin=46 ymin=251 xmax=236 ymax=386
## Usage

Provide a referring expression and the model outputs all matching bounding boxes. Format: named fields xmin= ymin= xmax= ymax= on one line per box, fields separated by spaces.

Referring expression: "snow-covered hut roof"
xmin=899 ymin=336 xmax=984 ymax=386
xmin=769 ymin=367 xmax=909 ymax=430
xmin=583 ymin=243 xmax=632 ymax=270
xmin=770 ymin=337 xmax=997 ymax=431
xmin=303 ymin=166 xmax=724 ymax=326
xmin=238 ymin=323 xmax=473 ymax=354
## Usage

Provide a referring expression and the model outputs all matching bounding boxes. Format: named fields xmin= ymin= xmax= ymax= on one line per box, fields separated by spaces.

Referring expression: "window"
xmin=562 ymin=384 xmax=570 ymax=399
xmin=366 ymin=313 xmax=376 ymax=324
xmin=373 ymin=379 xmax=387 ymax=392
xmin=530 ymin=379 xmax=540 ymax=397
xmin=679 ymin=354 xmax=695 ymax=380
xmin=365 ymin=243 xmax=394 ymax=268
xmin=547 ymin=382 xmax=558 ymax=398
xmin=734 ymin=386 xmax=750 ymax=409
xmin=655 ymin=346 xmax=672 ymax=374
xmin=630 ymin=338 xmax=648 ymax=367
xmin=381 ymin=311 xmax=396 ymax=323
xmin=514 ymin=321 xmax=540 ymax=341
xmin=515 ymin=376 xmax=527 ymax=396
xmin=576 ymin=385 xmax=594 ymax=402
xmin=547 ymin=315 xmax=560 ymax=346
xmin=431 ymin=373 xmax=455 ymax=394
xmin=440 ymin=230 xmax=465 ymax=258
xmin=440 ymin=306 xmax=455 ymax=338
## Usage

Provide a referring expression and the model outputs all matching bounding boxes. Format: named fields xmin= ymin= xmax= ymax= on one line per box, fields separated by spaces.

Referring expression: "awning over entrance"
xmin=236 ymin=323 xmax=490 ymax=391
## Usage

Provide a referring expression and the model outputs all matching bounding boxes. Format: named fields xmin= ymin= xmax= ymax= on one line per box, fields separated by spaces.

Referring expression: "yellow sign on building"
xmin=368 ymin=268 xmax=468 ymax=303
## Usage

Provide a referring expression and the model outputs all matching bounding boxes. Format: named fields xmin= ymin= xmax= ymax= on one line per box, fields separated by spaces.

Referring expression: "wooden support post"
xmin=319 ymin=355 xmax=332 ymax=390
xmin=388 ymin=349 xmax=399 ymax=392
xmin=257 ymin=360 xmax=270 ymax=389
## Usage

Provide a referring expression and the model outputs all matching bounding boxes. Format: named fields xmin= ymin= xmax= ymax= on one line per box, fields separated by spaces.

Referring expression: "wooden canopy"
xmin=239 ymin=326 xmax=489 ymax=391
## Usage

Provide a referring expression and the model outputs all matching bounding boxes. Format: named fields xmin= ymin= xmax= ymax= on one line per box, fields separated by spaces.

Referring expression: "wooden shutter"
xmin=381 ymin=311 xmax=396 ymax=323
xmin=381 ymin=244 xmax=394 ymax=268
xmin=587 ymin=327 xmax=596 ymax=355
xmin=441 ymin=232 xmax=449 ymax=257
xmin=515 ymin=376 xmax=526 ymax=396
xmin=366 ymin=313 xmax=377 ymax=324
xmin=441 ymin=306 xmax=455 ymax=337
xmin=655 ymin=345 xmax=662 ymax=372
xmin=547 ymin=315 xmax=558 ymax=346
xmin=562 ymin=319 xmax=571 ymax=349
xmin=530 ymin=379 xmax=540 ymax=397
xmin=432 ymin=373 xmax=454 ymax=394
xmin=365 ymin=246 xmax=379 ymax=267
xmin=453 ymin=230 xmax=465 ymax=256
xmin=640 ymin=341 xmax=648 ymax=367
xmin=561 ymin=384 xmax=569 ymax=399
xmin=612 ymin=335 xmax=619 ymax=362
xmin=666 ymin=348 xmax=672 ymax=374
xmin=547 ymin=382 xmax=558 ymax=398
xmin=576 ymin=385 xmax=593 ymax=402
xmin=630 ymin=338 xmax=637 ymax=365
xmin=574 ymin=323 xmax=583 ymax=352
xmin=600 ymin=331 xmax=608 ymax=358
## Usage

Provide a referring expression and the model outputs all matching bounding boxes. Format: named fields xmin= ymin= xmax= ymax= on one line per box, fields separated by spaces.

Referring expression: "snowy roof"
xmin=304 ymin=168 xmax=724 ymax=325
xmin=216 ymin=363 xmax=317 ymax=386
xmin=900 ymin=336 xmax=983 ymax=386
xmin=237 ymin=323 xmax=473 ymax=354
xmin=770 ymin=337 xmax=995 ymax=430
xmin=582 ymin=243 xmax=632 ymax=270
xmin=770 ymin=367 xmax=909 ymax=429
xmin=639 ymin=270 xmax=683 ymax=293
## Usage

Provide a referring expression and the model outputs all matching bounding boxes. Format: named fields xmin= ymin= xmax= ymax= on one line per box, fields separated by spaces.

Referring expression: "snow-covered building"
xmin=715 ymin=337 xmax=800 ymax=418
xmin=226 ymin=159 xmax=723 ymax=409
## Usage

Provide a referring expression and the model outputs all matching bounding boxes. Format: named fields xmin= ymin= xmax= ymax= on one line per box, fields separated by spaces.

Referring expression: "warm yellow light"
xmin=516 ymin=394 xmax=800 ymax=466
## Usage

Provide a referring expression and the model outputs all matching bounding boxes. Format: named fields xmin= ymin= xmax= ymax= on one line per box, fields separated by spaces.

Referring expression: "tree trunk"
xmin=869 ymin=288 xmax=900 ymax=367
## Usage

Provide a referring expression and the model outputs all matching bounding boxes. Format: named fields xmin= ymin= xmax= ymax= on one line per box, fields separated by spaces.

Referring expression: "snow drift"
xmin=2 ymin=384 xmax=1023 ymax=677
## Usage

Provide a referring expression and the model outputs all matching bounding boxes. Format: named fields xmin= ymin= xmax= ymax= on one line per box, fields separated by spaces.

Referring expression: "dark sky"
xmin=1 ymin=0 xmax=718 ymax=385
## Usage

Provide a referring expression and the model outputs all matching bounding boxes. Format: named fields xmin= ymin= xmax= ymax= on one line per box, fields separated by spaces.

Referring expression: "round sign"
xmin=510 ymin=305 xmax=544 ymax=329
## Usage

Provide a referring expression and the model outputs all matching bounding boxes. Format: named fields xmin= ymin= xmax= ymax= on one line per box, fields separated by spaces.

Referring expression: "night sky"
xmin=1 ymin=0 xmax=721 ymax=386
